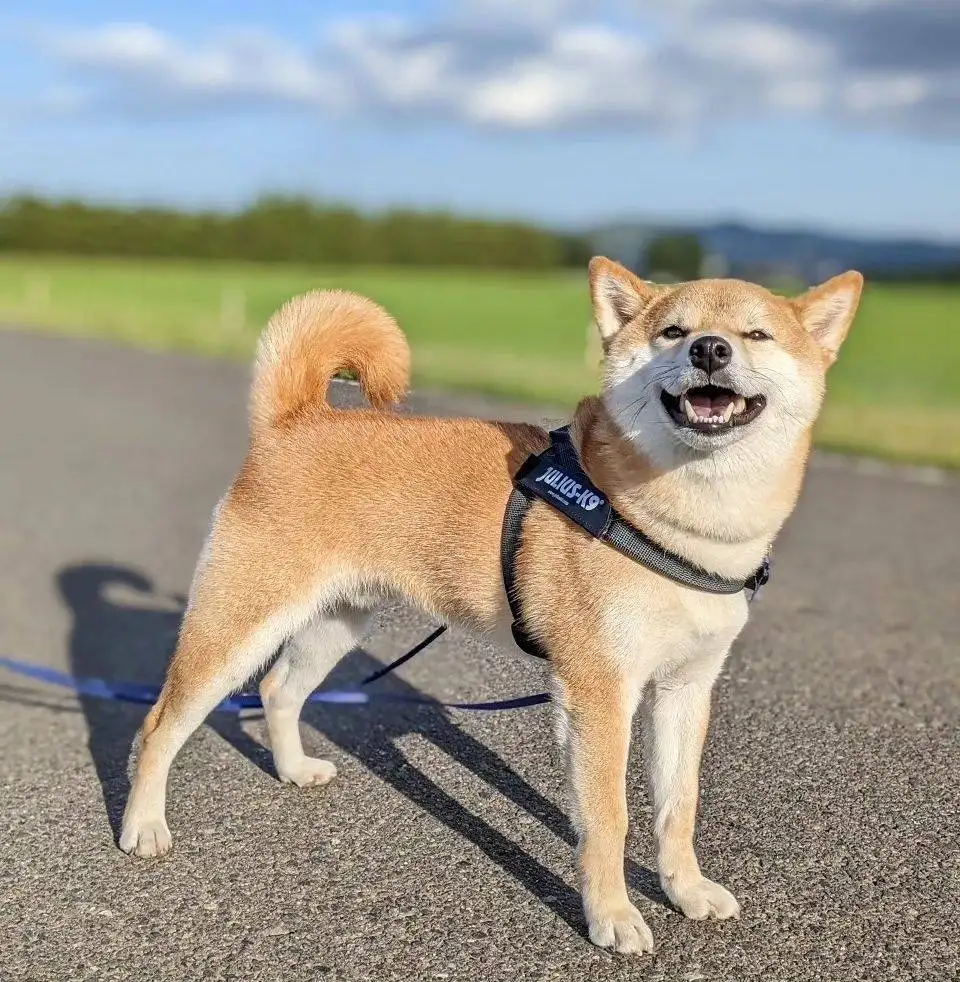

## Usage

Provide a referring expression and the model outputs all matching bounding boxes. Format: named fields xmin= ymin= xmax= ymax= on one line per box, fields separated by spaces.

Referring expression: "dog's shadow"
xmin=24 ymin=561 xmax=665 ymax=935
xmin=56 ymin=563 xmax=272 ymax=834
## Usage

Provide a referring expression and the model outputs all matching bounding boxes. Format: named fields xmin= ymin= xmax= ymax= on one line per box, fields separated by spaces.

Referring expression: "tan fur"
xmin=250 ymin=289 xmax=410 ymax=430
xmin=120 ymin=262 xmax=862 ymax=956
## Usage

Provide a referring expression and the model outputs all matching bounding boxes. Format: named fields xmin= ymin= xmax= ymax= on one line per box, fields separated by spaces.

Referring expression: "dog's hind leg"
xmin=119 ymin=543 xmax=330 ymax=858
xmin=259 ymin=606 xmax=371 ymax=788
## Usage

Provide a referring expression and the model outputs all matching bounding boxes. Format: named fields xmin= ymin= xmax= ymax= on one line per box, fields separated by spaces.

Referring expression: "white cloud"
xmin=684 ymin=20 xmax=830 ymax=73
xmin=39 ymin=22 xmax=346 ymax=114
xmin=23 ymin=1 xmax=960 ymax=136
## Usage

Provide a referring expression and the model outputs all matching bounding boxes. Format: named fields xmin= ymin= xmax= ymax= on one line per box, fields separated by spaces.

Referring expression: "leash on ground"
xmin=0 ymin=627 xmax=551 ymax=714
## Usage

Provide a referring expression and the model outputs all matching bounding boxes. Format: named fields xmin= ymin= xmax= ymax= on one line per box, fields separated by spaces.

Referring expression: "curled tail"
xmin=250 ymin=289 xmax=410 ymax=433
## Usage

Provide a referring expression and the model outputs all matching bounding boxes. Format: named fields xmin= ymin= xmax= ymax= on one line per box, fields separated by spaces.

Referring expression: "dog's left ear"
xmin=589 ymin=257 xmax=660 ymax=347
xmin=791 ymin=271 xmax=864 ymax=366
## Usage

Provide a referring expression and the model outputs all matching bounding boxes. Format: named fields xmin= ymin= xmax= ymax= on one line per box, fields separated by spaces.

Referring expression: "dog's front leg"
xmin=558 ymin=672 xmax=654 ymax=955
xmin=643 ymin=657 xmax=740 ymax=921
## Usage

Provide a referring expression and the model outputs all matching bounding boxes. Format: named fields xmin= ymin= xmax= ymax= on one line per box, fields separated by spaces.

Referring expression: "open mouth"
xmin=660 ymin=384 xmax=766 ymax=435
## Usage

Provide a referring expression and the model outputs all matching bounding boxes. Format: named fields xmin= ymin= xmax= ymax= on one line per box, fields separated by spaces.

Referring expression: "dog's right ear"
xmin=588 ymin=257 xmax=660 ymax=346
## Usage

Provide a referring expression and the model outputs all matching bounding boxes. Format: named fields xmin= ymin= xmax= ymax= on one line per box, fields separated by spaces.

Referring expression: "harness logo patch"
xmin=535 ymin=467 xmax=603 ymax=511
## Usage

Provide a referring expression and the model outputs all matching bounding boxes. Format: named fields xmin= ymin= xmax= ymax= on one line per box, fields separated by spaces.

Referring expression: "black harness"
xmin=500 ymin=426 xmax=771 ymax=660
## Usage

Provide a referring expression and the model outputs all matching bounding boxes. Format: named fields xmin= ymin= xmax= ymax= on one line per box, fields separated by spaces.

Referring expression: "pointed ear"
xmin=588 ymin=256 xmax=660 ymax=346
xmin=792 ymin=271 xmax=864 ymax=366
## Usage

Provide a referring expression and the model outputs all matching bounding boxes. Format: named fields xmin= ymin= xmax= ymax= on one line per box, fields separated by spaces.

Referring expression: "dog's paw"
xmin=667 ymin=877 xmax=740 ymax=921
xmin=587 ymin=902 xmax=655 ymax=955
xmin=278 ymin=757 xmax=337 ymax=788
xmin=119 ymin=816 xmax=172 ymax=858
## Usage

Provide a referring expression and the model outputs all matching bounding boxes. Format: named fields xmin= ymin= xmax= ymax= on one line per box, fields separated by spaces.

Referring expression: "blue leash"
xmin=0 ymin=626 xmax=551 ymax=714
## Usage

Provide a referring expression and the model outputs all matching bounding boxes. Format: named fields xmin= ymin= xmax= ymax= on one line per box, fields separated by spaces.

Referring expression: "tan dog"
xmin=120 ymin=258 xmax=862 ymax=955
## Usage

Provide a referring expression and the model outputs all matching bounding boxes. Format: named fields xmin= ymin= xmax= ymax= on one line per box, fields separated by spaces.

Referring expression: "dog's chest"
xmin=602 ymin=568 xmax=750 ymax=675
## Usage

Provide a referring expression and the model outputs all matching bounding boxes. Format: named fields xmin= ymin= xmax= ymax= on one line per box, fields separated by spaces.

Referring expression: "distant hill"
xmin=589 ymin=221 xmax=960 ymax=283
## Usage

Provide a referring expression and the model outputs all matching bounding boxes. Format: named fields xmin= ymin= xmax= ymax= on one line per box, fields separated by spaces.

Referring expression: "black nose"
xmin=689 ymin=335 xmax=732 ymax=375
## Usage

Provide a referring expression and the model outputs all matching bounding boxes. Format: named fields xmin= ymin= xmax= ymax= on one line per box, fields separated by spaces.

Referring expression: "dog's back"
xmin=239 ymin=289 xmax=546 ymax=626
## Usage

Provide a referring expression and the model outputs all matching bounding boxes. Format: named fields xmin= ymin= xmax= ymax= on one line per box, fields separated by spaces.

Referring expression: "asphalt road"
xmin=1 ymin=331 xmax=957 ymax=982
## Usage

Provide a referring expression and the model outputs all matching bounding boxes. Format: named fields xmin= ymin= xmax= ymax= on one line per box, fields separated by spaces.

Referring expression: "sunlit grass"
xmin=1 ymin=254 xmax=957 ymax=467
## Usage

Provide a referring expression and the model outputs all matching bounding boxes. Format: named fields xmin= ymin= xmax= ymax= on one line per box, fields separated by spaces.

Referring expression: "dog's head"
xmin=589 ymin=257 xmax=863 ymax=469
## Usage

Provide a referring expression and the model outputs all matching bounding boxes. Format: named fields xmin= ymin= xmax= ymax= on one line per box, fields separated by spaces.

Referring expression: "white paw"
xmin=667 ymin=877 xmax=740 ymax=920
xmin=119 ymin=816 xmax=172 ymax=858
xmin=278 ymin=757 xmax=337 ymax=788
xmin=587 ymin=902 xmax=655 ymax=955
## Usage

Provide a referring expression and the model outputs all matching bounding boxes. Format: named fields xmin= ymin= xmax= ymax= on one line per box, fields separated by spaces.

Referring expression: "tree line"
xmin=0 ymin=195 xmax=594 ymax=271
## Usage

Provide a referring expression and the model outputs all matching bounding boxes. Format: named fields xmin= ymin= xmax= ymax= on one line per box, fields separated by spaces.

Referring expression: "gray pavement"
xmin=0 ymin=330 xmax=957 ymax=982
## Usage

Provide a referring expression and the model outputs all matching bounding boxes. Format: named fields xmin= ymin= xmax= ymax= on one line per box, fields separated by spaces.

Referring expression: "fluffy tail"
xmin=250 ymin=289 xmax=410 ymax=433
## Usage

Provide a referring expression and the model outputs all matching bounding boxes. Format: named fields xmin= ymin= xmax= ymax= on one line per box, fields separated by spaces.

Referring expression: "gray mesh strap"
xmin=602 ymin=515 xmax=748 ymax=594
xmin=546 ymin=424 xmax=765 ymax=594
xmin=526 ymin=426 xmax=767 ymax=596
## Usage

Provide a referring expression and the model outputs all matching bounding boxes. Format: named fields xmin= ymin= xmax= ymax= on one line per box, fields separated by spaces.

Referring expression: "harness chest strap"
xmin=500 ymin=426 xmax=771 ymax=660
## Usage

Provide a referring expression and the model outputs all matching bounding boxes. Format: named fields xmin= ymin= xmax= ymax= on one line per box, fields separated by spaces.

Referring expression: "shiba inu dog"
xmin=120 ymin=258 xmax=862 ymax=955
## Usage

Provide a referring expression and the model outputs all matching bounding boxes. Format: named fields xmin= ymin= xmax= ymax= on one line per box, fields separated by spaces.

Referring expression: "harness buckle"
xmin=748 ymin=556 xmax=772 ymax=603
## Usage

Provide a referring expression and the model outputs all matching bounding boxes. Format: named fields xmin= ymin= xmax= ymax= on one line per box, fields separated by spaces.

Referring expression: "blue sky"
xmin=2 ymin=0 xmax=959 ymax=239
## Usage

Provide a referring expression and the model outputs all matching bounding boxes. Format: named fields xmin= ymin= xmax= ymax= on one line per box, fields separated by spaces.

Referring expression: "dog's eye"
xmin=744 ymin=329 xmax=772 ymax=342
xmin=660 ymin=326 xmax=687 ymax=340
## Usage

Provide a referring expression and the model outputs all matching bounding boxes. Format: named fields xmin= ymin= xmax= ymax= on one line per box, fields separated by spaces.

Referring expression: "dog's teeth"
xmin=683 ymin=397 xmax=698 ymax=423
xmin=734 ymin=395 xmax=747 ymax=415
xmin=722 ymin=402 xmax=735 ymax=423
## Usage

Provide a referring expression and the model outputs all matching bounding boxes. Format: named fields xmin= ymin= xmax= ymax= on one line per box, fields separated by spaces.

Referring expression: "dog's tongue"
xmin=689 ymin=390 xmax=734 ymax=416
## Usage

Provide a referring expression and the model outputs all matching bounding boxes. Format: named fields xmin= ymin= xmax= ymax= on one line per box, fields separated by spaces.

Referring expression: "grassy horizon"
xmin=1 ymin=253 xmax=958 ymax=468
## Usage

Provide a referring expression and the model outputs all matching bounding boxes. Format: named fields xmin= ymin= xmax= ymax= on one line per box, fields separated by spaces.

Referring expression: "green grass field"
xmin=1 ymin=254 xmax=958 ymax=467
